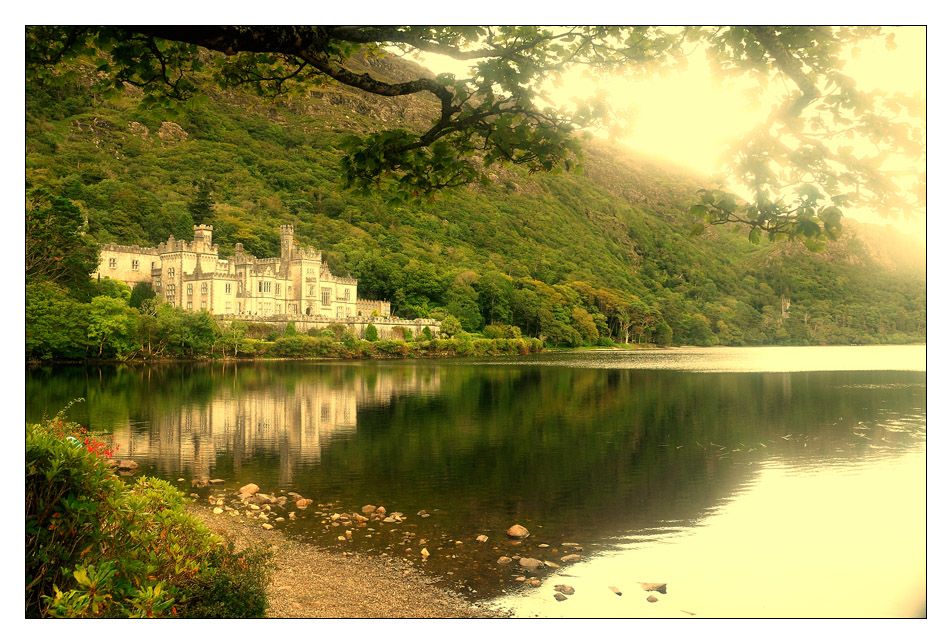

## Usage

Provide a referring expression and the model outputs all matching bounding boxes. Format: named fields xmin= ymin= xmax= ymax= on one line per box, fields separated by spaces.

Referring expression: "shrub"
xmin=26 ymin=411 xmax=271 ymax=618
xmin=513 ymin=338 xmax=530 ymax=355
xmin=357 ymin=340 xmax=376 ymax=357
xmin=452 ymin=338 xmax=474 ymax=356
xmin=176 ymin=540 xmax=271 ymax=618
xmin=440 ymin=315 xmax=462 ymax=338
xmin=323 ymin=323 xmax=353 ymax=342
xmin=472 ymin=339 xmax=494 ymax=356
xmin=375 ymin=339 xmax=408 ymax=356
xmin=245 ymin=322 xmax=277 ymax=340
xmin=267 ymin=335 xmax=334 ymax=357
xmin=364 ymin=323 xmax=379 ymax=342
xmin=482 ymin=323 xmax=522 ymax=339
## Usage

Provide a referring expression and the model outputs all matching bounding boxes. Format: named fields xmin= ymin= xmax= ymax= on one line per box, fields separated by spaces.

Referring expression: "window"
xmin=108 ymin=258 xmax=117 ymax=269
xmin=307 ymin=285 xmax=315 ymax=297
xmin=166 ymin=284 xmax=175 ymax=296
xmin=264 ymin=282 xmax=271 ymax=293
xmin=187 ymin=284 xmax=193 ymax=296
xmin=344 ymin=288 xmax=350 ymax=300
xmin=291 ymin=304 xmax=297 ymax=314
xmin=168 ymin=267 xmax=175 ymax=278
xmin=201 ymin=282 xmax=208 ymax=295
xmin=275 ymin=304 xmax=281 ymax=314
xmin=275 ymin=283 xmax=281 ymax=296
xmin=225 ymin=283 xmax=232 ymax=294
xmin=201 ymin=301 xmax=206 ymax=310
xmin=337 ymin=306 xmax=343 ymax=318
xmin=155 ymin=277 xmax=162 ymax=289
xmin=151 ymin=262 xmax=155 ymax=269
xmin=132 ymin=259 xmax=139 ymax=271
xmin=225 ymin=302 xmax=232 ymax=313
xmin=321 ymin=288 xmax=331 ymax=306
xmin=187 ymin=302 xmax=192 ymax=310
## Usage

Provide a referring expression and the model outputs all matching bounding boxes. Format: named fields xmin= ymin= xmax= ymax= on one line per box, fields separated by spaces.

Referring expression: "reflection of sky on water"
xmin=472 ymin=344 xmax=926 ymax=373
xmin=487 ymin=448 xmax=926 ymax=618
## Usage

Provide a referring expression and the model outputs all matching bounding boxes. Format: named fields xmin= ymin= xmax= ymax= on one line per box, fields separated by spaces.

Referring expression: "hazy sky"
xmin=415 ymin=27 xmax=926 ymax=242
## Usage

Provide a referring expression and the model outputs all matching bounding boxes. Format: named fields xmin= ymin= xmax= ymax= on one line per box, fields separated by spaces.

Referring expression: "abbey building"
xmin=95 ymin=225 xmax=390 ymax=319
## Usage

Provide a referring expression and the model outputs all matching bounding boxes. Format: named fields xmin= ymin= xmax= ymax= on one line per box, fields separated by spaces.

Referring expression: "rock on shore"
xmin=187 ymin=504 xmax=507 ymax=618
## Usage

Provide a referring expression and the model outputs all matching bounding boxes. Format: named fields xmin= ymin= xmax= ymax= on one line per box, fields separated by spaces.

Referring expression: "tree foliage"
xmin=26 ymin=188 xmax=99 ymax=292
xmin=25 ymin=25 xmax=923 ymax=241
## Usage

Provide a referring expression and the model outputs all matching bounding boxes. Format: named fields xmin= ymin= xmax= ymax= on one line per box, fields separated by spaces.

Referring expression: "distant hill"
xmin=25 ymin=51 xmax=925 ymax=346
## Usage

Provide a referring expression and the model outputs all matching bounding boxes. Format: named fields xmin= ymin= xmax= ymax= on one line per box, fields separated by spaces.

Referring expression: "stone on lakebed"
xmin=518 ymin=557 xmax=544 ymax=570
xmin=506 ymin=524 xmax=530 ymax=539
xmin=239 ymin=483 xmax=259 ymax=496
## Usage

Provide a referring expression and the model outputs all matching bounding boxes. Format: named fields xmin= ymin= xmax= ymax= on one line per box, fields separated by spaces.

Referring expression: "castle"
xmin=95 ymin=224 xmax=391 ymax=319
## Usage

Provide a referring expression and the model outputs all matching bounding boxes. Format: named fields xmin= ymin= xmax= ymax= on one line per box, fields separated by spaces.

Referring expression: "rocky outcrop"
xmin=157 ymin=121 xmax=188 ymax=143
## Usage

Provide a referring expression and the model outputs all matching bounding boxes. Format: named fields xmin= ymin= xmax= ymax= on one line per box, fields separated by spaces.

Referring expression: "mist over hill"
xmin=25 ymin=52 xmax=925 ymax=347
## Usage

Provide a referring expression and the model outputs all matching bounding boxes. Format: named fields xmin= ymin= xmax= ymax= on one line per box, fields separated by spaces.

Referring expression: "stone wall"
xmin=214 ymin=314 xmax=439 ymax=340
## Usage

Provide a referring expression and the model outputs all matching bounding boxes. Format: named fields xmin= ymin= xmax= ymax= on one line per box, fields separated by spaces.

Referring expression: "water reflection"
xmin=25 ymin=348 xmax=926 ymax=614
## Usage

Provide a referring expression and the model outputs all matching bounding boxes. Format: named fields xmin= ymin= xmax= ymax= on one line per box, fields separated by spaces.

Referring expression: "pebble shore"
xmin=188 ymin=504 xmax=508 ymax=618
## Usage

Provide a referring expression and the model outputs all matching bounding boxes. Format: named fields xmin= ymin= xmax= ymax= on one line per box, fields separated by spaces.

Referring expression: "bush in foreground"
xmin=26 ymin=411 xmax=271 ymax=618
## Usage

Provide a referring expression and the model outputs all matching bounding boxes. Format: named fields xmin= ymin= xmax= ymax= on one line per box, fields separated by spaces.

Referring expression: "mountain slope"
xmin=25 ymin=52 xmax=925 ymax=346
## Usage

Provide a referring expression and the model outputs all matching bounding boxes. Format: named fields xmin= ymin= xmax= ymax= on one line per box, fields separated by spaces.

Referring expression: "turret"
xmin=280 ymin=224 xmax=294 ymax=259
xmin=193 ymin=224 xmax=213 ymax=246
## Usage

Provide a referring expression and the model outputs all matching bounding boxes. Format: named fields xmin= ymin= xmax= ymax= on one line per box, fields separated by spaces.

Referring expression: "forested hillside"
xmin=25 ymin=52 xmax=925 ymax=355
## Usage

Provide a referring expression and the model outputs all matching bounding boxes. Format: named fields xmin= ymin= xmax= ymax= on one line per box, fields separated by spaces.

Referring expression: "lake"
xmin=25 ymin=345 xmax=926 ymax=618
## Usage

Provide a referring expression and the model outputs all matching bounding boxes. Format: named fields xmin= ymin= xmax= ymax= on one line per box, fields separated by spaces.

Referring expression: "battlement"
xmin=101 ymin=243 xmax=159 ymax=255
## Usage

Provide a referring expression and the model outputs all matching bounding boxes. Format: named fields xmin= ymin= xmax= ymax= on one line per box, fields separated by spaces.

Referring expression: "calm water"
xmin=25 ymin=346 xmax=926 ymax=617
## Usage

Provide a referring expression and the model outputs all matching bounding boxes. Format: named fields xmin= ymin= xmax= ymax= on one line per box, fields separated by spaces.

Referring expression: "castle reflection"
xmin=107 ymin=364 xmax=442 ymax=486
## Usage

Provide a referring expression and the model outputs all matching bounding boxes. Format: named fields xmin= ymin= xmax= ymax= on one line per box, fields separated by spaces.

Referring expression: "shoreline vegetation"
xmin=26 ymin=341 xmax=927 ymax=367
xmin=27 ymin=274 xmax=925 ymax=366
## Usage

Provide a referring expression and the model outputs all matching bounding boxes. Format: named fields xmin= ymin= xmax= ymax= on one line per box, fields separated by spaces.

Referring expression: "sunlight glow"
xmin=413 ymin=27 xmax=926 ymax=241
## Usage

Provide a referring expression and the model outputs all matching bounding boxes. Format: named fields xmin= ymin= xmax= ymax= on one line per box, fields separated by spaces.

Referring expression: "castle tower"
xmin=280 ymin=224 xmax=295 ymax=259
xmin=193 ymin=225 xmax=213 ymax=246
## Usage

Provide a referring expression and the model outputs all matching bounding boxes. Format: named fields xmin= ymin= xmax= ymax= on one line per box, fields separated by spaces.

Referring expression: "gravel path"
xmin=188 ymin=504 xmax=508 ymax=618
